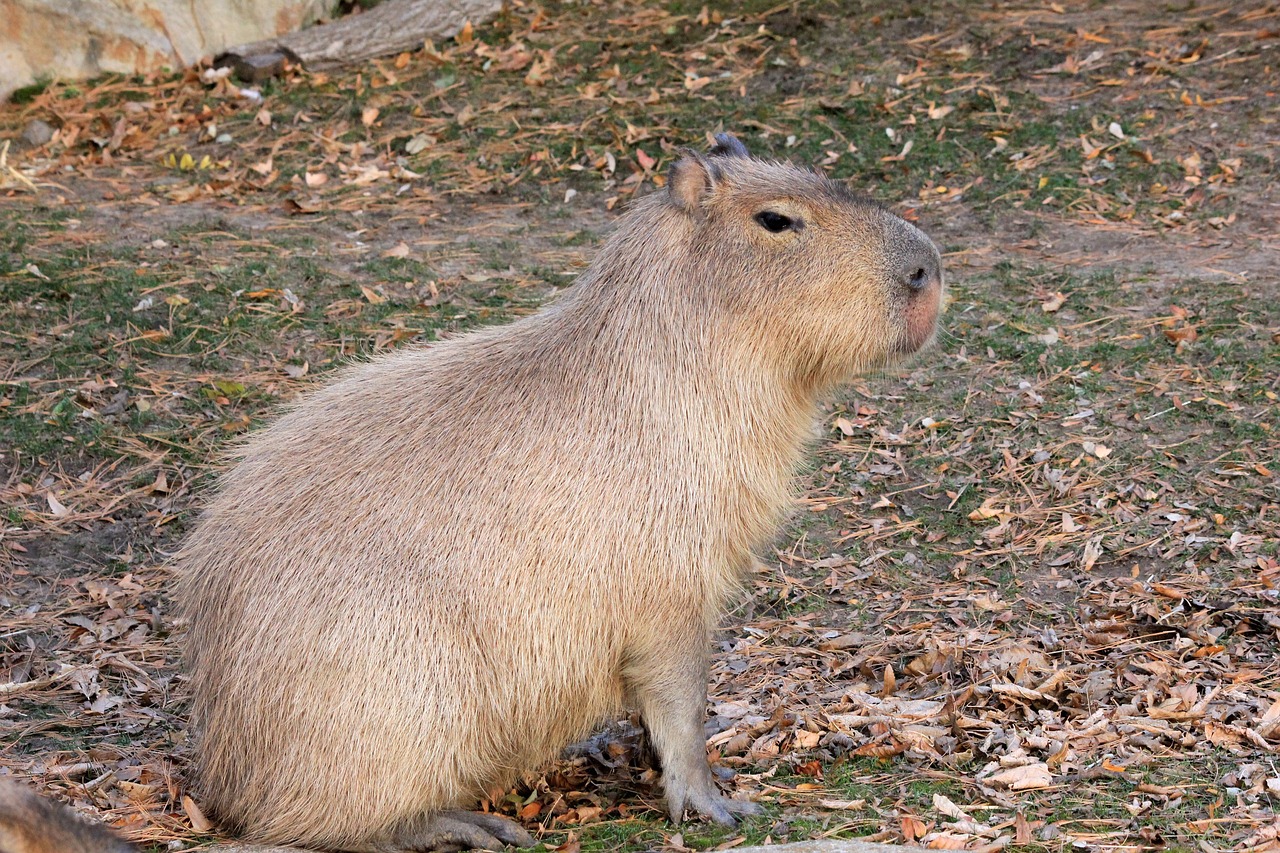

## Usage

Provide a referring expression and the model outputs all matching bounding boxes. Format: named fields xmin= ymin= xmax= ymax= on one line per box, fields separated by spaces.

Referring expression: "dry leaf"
xmin=405 ymin=133 xmax=434 ymax=155
xmin=933 ymin=793 xmax=970 ymax=820
xmin=901 ymin=815 xmax=928 ymax=842
xmin=1081 ymin=536 xmax=1104 ymax=571
xmin=988 ymin=763 xmax=1053 ymax=790
xmin=821 ymin=798 xmax=867 ymax=809
xmin=969 ymin=498 xmax=1010 ymax=521
xmin=923 ymin=832 xmax=970 ymax=849
xmin=1257 ymin=697 xmax=1280 ymax=739
xmin=183 ymin=795 xmax=212 ymax=832
xmin=991 ymin=683 xmax=1056 ymax=703
xmin=1014 ymin=813 xmax=1032 ymax=845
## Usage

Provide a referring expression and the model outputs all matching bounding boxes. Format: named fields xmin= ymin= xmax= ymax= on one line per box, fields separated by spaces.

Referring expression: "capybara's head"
xmin=664 ymin=133 xmax=943 ymax=388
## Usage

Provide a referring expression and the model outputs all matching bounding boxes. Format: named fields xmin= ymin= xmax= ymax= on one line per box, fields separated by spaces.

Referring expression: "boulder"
xmin=0 ymin=0 xmax=336 ymax=101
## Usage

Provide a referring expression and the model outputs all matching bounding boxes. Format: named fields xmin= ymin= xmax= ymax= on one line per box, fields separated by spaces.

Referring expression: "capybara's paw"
xmin=667 ymin=779 xmax=762 ymax=827
xmin=695 ymin=792 xmax=764 ymax=827
xmin=397 ymin=811 xmax=535 ymax=851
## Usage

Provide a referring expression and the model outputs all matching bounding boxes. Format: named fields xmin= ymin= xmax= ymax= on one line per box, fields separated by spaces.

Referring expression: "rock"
xmin=0 ymin=0 xmax=337 ymax=102
xmin=219 ymin=0 xmax=503 ymax=77
xmin=221 ymin=51 xmax=296 ymax=84
xmin=20 ymin=119 xmax=55 ymax=147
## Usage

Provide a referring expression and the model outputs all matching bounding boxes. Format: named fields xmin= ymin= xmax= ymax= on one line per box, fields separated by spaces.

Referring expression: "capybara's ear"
xmin=709 ymin=133 xmax=750 ymax=158
xmin=667 ymin=150 xmax=718 ymax=215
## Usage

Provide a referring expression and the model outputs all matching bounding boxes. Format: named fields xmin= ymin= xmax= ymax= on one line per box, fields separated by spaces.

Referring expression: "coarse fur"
xmin=0 ymin=779 xmax=135 ymax=853
xmin=176 ymin=134 xmax=943 ymax=851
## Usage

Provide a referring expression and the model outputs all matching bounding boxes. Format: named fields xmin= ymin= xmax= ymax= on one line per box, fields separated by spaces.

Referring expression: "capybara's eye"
xmin=754 ymin=211 xmax=795 ymax=233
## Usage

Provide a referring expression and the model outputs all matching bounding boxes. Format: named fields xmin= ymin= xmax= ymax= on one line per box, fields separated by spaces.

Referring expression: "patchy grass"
xmin=1 ymin=0 xmax=1278 ymax=851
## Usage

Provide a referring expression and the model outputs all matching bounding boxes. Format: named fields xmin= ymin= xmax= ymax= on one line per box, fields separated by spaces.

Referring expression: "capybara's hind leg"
xmin=356 ymin=811 xmax=535 ymax=852
xmin=624 ymin=630 xmax=763 ymax=827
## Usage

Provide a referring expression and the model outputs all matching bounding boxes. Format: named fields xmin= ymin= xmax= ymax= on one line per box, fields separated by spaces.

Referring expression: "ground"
xmin=0 ymin=0 xmax=1277 ymax=851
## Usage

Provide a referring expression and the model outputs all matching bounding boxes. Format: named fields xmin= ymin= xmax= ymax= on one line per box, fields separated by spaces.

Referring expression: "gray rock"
xmin=20 ymin=119 xmax=55 ymax=147
xmin=0 ymin=0 xmax=337 ymax=102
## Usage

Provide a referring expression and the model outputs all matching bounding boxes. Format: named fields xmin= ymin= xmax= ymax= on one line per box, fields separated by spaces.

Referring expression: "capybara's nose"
xmin=901 ymin=245 xmax=942 ymax=295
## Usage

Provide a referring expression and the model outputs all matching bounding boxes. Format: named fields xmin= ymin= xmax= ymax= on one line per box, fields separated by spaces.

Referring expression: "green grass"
xmin=0 ymin=205 xmax=579 ymax=470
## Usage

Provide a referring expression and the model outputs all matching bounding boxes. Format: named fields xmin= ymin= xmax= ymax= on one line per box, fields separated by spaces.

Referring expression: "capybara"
xmin=176 ymin=133 xmax=944 ymax=851
xmin=0 ymin=779 xmax=135 ymax=853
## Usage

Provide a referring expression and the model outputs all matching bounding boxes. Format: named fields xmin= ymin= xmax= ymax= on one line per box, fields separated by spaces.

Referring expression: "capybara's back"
xmin=0 ymin=779 xmax=134 ymax=853
xmin=177 ymin=134 xmax=943 ymax=851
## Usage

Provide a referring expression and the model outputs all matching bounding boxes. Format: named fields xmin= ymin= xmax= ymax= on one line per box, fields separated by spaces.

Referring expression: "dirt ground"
xmin=1 ymin=0 xmax=1277 ymax=851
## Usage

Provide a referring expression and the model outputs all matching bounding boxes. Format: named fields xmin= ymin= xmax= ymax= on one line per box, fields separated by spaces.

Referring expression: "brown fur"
xmin=0 ymin=779 xmax=134 ymax=853
xmin=175 ymin=135 xmax=943 ymax=851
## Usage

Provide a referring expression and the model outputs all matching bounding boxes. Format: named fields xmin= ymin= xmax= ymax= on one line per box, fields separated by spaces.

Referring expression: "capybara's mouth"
xmin=896 ymin=282 xmax=944 ymax=356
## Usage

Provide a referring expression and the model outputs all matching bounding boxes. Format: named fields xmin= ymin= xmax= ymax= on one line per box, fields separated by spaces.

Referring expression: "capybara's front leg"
xmin=624 ymin=628 xmax=763 ymax=827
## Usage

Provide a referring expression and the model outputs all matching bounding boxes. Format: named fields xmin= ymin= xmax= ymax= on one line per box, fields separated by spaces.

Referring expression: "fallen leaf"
xmin=183 ymin=796 xmax=212 ymax=832
xmin=1081 ymin=536 xmax=1104 ymax=571
xmin=405 ymin=133 xmax=434 ymax=154
xmin=933 ymin=793 xmax=970 ymax=820
xmin=1257 ymin=697 xmax=1280 ymax=739
xmin=1041 ymin=292 xmax=1067 ymax=312
xmin=988 ymin=763 xmax=1053 ymax=790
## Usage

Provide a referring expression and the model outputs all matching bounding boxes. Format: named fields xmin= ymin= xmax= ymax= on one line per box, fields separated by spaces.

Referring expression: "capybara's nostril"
xmin=899 ymin=244 xmax=941 ymax=295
